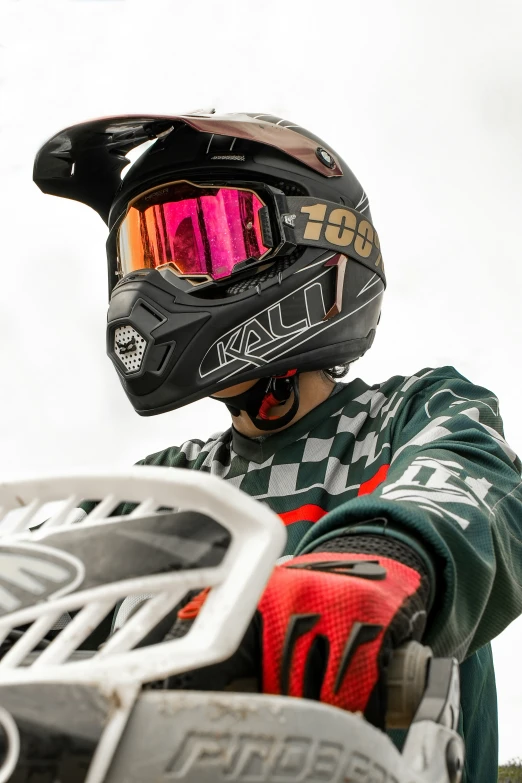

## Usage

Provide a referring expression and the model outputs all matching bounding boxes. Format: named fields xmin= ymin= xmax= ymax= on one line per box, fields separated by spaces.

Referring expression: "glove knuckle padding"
xmin=258 ymin=550 xmax=425 ymax=716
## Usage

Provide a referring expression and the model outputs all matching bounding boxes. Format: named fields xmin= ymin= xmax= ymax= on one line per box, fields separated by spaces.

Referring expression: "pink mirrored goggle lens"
xmin=117 ymin=182 xmax=270 ymax=281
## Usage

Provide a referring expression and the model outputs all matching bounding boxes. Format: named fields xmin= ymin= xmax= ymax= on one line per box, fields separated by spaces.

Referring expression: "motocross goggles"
xmin=115 ymin=180 xmax=275 ymax=285
xmin=110 ymin=179 xmax=385 ymax=291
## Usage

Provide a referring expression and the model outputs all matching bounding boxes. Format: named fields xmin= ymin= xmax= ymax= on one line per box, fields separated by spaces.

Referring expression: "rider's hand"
xmin=257 ymin=535 xmax=430 ymax=726
xmin=166 ymin=534 xmax=430 ymax=728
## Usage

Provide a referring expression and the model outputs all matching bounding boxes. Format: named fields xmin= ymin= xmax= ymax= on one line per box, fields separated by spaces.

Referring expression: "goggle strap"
xmin=283 ymin=197 xmax=385 ymax=285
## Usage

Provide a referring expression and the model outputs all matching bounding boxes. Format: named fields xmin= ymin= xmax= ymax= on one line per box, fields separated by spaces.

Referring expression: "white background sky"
xmin=1 ymin=0 xmax=521 ymax=763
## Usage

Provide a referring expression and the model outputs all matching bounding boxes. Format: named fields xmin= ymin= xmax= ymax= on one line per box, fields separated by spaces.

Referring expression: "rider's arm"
xmin=295 ymin=367 xmax=522 ymax=660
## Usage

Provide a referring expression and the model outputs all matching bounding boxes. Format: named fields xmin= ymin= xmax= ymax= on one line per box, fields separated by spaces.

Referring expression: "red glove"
xmin=257 ymin=538 xmax=429 ymax=724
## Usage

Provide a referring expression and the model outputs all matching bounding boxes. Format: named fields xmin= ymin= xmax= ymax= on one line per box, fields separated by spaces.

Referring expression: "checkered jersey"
xmin=137 ymin=365 xmax=522 ymax=783
xmin=138 ymin=374 xmax=405 ymax=553
xmin=139 ymin=365 xmax=522 ymax=579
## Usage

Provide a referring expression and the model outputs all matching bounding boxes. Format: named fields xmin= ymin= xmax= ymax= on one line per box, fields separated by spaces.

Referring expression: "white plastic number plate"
xmin=0 ymin=467 xmax=287 ymax=687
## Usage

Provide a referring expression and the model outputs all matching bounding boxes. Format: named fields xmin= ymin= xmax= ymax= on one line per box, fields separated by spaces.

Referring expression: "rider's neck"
xmin=212 ymin=370 xmax=337 ymax=439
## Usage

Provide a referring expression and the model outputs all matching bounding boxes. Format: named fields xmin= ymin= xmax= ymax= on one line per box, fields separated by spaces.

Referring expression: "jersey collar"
xmin=230 ymin=380 xmax=363 ymax=464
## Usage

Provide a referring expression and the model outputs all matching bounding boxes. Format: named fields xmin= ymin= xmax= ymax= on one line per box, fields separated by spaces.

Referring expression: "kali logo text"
xmin=200 ymin=276 xmax=328 ymax=378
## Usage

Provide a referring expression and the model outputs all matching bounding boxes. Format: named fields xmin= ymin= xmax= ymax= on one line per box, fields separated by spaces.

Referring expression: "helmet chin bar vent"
xmin=113 ymin=326 xmax=148 ymax=373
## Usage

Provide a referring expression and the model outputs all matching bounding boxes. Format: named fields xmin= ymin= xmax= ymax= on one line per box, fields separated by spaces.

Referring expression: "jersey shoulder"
xmin=337 ymin=365 xmax=471 ymax=418
xmin=373 ymin=365 xmax=471 ymax=396
xmin=137 ymin=429 xmax=232 ymax=470
xmin=376 ymin=364 xmax=502 ymax=416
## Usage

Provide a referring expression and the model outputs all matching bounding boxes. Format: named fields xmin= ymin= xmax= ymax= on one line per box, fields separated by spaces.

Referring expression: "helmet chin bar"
xmin=216 ymin=371 xmax=300 ymax=432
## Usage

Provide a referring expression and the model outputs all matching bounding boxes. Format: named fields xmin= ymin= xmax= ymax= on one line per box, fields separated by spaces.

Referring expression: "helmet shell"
xmin=34 ymin=112 xmax=384 ymax=415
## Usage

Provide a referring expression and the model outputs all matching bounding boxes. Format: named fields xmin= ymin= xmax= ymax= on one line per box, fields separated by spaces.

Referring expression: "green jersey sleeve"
xmin=296 ymin=367 xmax=522 ymax=660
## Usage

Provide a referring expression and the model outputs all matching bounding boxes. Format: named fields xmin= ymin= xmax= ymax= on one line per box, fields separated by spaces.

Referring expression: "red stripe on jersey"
xmin=278 ymin=504 xmax=328 ymax=526
xmin=357 ymin=464 xmax=390 ymax=496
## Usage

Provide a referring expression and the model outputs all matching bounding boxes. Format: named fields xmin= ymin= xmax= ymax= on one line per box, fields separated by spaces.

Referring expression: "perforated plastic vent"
xmin=114 ymin=326 xmax=147 ymax=373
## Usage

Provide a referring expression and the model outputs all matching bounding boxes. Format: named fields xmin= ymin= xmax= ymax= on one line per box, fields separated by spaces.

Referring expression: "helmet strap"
xmin=216 ymin=370 xmax=300 ymax=432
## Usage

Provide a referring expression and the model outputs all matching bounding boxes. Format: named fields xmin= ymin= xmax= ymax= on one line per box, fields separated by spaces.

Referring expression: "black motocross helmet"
xmin=34 ymin=111 xmax=385 ymax=428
